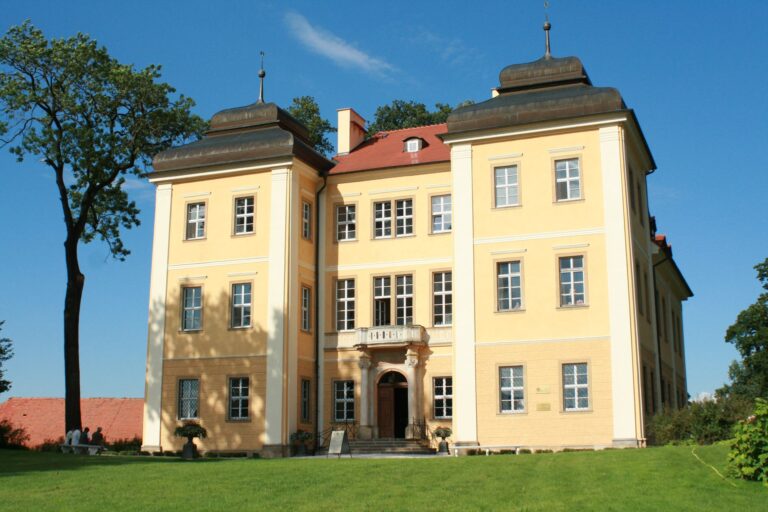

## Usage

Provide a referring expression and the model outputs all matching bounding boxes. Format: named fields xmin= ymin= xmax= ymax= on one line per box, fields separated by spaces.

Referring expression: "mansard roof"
xmin=152 ymin=102 xmax=335 ymax=176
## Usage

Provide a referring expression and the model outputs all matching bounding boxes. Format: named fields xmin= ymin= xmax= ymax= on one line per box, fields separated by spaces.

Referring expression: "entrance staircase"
xmin=348 ymin=438 xmax=434 ymax=455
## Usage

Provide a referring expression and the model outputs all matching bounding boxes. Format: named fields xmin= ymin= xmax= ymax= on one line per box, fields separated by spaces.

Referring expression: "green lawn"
xmin=0 ymin=445 xmax=764 ymax=511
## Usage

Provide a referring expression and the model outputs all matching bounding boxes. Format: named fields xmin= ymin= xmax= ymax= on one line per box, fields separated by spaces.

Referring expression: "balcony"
xmin=354 ymin=325 xmax=427 ymax=348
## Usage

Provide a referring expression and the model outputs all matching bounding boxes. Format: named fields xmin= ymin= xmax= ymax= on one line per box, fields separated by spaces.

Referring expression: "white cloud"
xmin=285 ymin=12 xmax=396 ymax=77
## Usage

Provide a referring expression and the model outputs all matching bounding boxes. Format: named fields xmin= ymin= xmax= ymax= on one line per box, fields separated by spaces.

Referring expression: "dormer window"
xmin=404 ymin=138 xmax=423 ymax=153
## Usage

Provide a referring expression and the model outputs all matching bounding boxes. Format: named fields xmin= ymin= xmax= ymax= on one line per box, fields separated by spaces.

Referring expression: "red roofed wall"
xmin=0 ymin=397 xmax=143 ymax=447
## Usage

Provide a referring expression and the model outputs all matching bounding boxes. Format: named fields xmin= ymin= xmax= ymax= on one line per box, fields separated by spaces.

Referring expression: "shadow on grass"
xmin=0 ymin=449 xmax=229 ymax=477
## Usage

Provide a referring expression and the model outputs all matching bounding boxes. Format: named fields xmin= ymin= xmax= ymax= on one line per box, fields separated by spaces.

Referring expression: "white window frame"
xmin=373 ymin=201 xmax=392 ymax=239
xmin=563 ymin=363 xmax=589 ymax=411
xmin=395 ymin=199 xmax=413 ymax=236
xmin=405 ymin=138 xmax=422 ymax=152
xmin=336 ymin=204 xmax=356 ymax=241
xmin=494 ymin=165 xmax=520 ymax=207
xmin=228 ymin=377 xmax=249 ymax=420
xmin=186 ymin=202 xmax=206 ymax=240
xmin=231 ymin=282 xmax=252 ymax=328
xmin=301 ymin=286 xmax=311 ymax=332
xmin=302 ymin=201 xmax=312 ymax=240
xmin=433 ymin=377 xmax=453 ymax=419
xmin=335 ymin=279 xmax=355 ymax=331
xmin=500 ymin=366 xmax=525 ymax=413
xmin=234 ymin=196 xmax=254 ymax=235
xmin=395 ymin=274 xmax=413 ymax=326
xmin=431 ymin=195 xmax=452 ymax=234
xmin=181 ymin=286 xmax=202 ymax=331
xmin=178 ymin=378 xmax=199 ymax=420
xmin=301 ymin=378 xmax=311 ymax=423
xmin=334 ymin=380 xmax=355 ymax=422
xmin=559 ymin=256 xmax=585 ymax=306
xmin=555 ymin=158 xmax=581 ymax=201
xmin=497 ymin=261 xmax=523 ymax=311
xmin=373 ymin=276 xmax=392 ymax=326
xmin=433 ymin=271 xmax=452 ymax=326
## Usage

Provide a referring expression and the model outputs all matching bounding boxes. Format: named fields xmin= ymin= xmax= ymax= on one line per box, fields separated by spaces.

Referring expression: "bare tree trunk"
xmin=64 ymin=235 xmax=83 ymax=432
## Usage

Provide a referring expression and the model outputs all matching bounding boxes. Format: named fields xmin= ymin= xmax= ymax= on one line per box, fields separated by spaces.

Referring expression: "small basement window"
xmin=404 ymin=138 xmax=423 ymax=153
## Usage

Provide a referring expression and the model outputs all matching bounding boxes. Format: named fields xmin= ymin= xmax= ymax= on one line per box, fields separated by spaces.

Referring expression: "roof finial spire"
xmin=543 ymin=1 xmax=552 ymax=59
xmin=257 ymin=51 xmax=266 ymax=104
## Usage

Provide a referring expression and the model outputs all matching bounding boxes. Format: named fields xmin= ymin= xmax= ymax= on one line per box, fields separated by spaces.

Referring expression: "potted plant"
xmin=290 ymin=429 xmax=313 ymax=456
xmin=174 ymin=421 xmax=208 ymax=460
xmin=433 ymin=427 xmax=452 ymax=455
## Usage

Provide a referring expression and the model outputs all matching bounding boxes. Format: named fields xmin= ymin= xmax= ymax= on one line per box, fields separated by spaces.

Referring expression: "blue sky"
xmin=0 ymin=1 xmax=766 ymax=401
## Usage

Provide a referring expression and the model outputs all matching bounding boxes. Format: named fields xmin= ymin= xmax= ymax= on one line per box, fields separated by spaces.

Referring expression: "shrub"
xmin=107 ymin=436 xmax=142 ymax=452
xmin=646 ymin=395 xmax=753 ymax=445
xmin=0 ymin=419 xmax=29 ymax=449
xmin=729 ymin=398 xmax=768 ymax=484
xmin=36 ymin=437 xmax=64 ymax=452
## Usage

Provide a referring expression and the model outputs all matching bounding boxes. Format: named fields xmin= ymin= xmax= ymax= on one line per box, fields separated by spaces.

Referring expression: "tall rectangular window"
xmin=301 ymin=379 xmax=311 ymax=423
xmin=433 ymin=377 xmax=453 ymax=419
xmin=373 ymin=201 xmax=392 ymax=239
xmin=563 ymin=363 xmax=589 ymax=411
xmin=334 ymin=380 xmax=355 ymax=421
xmin=373 ymin=277 xmax=391 ymax=326
xmin=302 ymin=201 xmax=312 ymax=240
xmin=231 ymin=283 xmax=251 ymax=328
xmin=433 ymin=271 xmax=452 ymax=326
xmin=431 ymin=195 xmax=452 ymax=233
xmin=644 ymin=271 xmax=650 ymax=321
xmin=396 ymin=275 xmax=413 ymax=325
xmin=395 ymin=199 xmax=413 ymax=236
xmin=635 ymin=263 xmax=644 ymax=317
xmin=336 ymin=205 xmax=356 ymax=241
xmin=301 ymin=286 xmax=311 ymax=332
xmin=494 ymin=165 xmax=520 ymax=207
xmin=662 ymin=298 xmax=669 ymax=343
xmin=186 ymin=202 xmax=206 ymax=240
xmin=178 ymin=379 xmax=199 ymax=419
xmin=182 ymin=286 xmax=202 ymax=331
xmin=559 ymin=256 xmax=585 ymax=306
xmin=555 ymin=158 xmax=581 ymax=201
xmin=336 ymin=279 xmax=355 ymax=331
xmin=229 ymin=377 xmax=249 ymax=420
xmin=497 ymin=261 xmax=522 ymax=311
xmin=234 ymin=196 xmax=254 ymax=235
xmin=500 ymin=366 xmax=524 ymax=412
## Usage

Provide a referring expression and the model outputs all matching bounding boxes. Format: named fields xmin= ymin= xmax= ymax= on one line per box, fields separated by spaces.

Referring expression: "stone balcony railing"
xmin=354 ymin=325 xmax=427 ymax=347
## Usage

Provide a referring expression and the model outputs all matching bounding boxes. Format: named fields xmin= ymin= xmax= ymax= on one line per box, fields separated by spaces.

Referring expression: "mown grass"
xmin=0 ymin=444 xmax=764 ymax=511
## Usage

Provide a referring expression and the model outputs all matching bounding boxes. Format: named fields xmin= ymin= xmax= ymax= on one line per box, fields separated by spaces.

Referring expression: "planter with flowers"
xmin=433 ymin=427 xmax=452 ymax=455
xmin=174 ymin=421 xmax=208 ymax=460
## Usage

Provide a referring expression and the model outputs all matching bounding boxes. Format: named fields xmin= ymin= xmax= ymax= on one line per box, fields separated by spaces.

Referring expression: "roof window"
xmin=404 ymin=138 xmax=423 ymax=153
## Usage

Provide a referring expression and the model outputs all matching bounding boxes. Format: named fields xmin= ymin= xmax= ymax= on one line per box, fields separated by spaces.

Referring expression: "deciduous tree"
xmin=0 ymin=321 xmax=13 ymax=394
xmin=721 ymin=258 xmax=768 ymax=399
xmin=367 ymin=99 xmax=475 ymax=135
xmin=0 ymin=22 xmax=206 ymax=431
xmin=287 ymin=96 xmax=335 ymax=156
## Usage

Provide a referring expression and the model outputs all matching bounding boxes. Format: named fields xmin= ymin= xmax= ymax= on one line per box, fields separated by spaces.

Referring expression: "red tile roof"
xmin=0 ymin=397 xmax=143 ymax=448
xmin=332 ymin=123 xmax=450 ymax=174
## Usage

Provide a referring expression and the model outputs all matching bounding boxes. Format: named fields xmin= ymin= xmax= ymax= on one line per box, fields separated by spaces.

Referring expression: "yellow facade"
xmin=142 ymin=51 xmax=691 ymax=456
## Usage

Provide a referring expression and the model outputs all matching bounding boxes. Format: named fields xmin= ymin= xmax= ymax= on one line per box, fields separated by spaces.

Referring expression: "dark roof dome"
xmin=498 ymin=56 xmax=591 ymax=93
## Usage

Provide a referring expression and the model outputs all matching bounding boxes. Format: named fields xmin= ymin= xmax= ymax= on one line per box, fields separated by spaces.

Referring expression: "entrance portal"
xmin=377 ymin=371 xmax=408 ymax=438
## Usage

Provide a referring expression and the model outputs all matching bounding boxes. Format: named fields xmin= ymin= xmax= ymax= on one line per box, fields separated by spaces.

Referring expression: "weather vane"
xmin=543 ymin=1 xmax=552 ymax=59
xmin=257 ymin=51 xmax=266 ymax=104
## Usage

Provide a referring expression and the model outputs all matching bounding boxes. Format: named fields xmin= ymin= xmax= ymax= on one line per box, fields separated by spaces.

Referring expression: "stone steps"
xmin=348 ymin=439 xmax=434 ymax=454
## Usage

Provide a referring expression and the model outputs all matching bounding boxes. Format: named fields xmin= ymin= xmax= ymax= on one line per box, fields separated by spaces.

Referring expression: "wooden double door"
xmin=377 ymin=372 xmax=408 ymax=438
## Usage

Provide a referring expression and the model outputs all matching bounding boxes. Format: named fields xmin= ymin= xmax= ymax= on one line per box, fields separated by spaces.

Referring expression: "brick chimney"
xmin=337 ymin=108 xmax=366 ymax=155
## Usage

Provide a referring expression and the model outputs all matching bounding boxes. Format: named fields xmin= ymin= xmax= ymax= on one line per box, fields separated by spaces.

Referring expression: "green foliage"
xmin=107 ymin=436 xmax=142 ymax=452
xmin=366 ymin=99 xmax=474 ymax=135
xmin=0 ymin=321 xmax=12 ymax=394
xmin=729 ymin=398 xmax=768 ymax=483
xmin=0 ymin=21 xmax=206 ymax=259
xmin=646 ymin=396 xmax=753 ymax=445
xmin=287 ymin=95 xmax=335 ymax=156
xmin=289 ymin=429 xmax=312 ymax=443
xmin=0 ymin=419 xmax=29 ymax=449
xmin=433 ymin=427 xmax=452 ymax=440
xmin=720 ymin=258 xmax=768 ymax=400
xmin=174 ymin=421 xmax=207 ymax=439
xmin=35 ymin=438 xmax=64 ymax=452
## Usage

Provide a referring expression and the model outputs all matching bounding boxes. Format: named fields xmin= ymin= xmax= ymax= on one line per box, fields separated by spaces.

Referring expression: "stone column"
xmin=404 ymin=347 xmax=420 ymax=440
xmin=357 ymin=352 xmax=373 ymax=440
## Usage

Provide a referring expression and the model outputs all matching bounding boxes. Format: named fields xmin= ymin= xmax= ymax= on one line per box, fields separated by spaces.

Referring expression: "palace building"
xmin=141 ymin=29 xmax=692 ymax=456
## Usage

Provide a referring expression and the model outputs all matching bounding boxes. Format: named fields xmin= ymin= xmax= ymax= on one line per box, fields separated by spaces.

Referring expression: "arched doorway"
xmin=377 ymin=371 xmax=408 ymax=438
